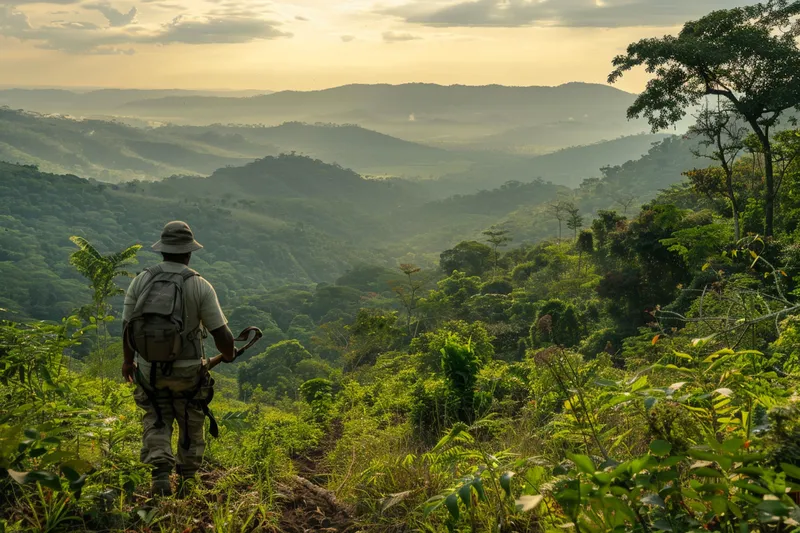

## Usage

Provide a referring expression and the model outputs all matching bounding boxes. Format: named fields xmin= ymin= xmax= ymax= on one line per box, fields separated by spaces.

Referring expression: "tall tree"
xmin=565 ymin=202 xmax=584 ymax=241
xmin=547 ymin=202 xmax=568 ymax=242
xmin=391 ymin=263 xmax=425 ymax=338
xmin=482 ymin=227 xmax=512 ymax=277
xmin=685 ymin=103 xmax=749 ymax=240
xmin=609 ymin=0 xmax=800 ymax=237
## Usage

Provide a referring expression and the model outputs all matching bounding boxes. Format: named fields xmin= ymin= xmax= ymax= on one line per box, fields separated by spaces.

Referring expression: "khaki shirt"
xmin=123 ymin=261 xmax=227 ymax=368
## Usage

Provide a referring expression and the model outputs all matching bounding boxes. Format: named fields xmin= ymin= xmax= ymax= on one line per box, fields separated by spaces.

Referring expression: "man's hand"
xmin=122 ymin=360 xmax=135 ymax=383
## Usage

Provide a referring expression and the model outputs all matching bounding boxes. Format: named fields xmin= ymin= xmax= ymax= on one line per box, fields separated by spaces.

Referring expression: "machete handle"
xmin=207 ymin=326 xmax=263 ymax=371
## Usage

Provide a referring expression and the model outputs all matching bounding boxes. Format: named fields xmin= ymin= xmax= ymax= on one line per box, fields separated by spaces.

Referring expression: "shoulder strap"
xmin=146 ymin=264 xmax=164 ymax=276
xmin=181 ymin=268 xmax=199 ymax=281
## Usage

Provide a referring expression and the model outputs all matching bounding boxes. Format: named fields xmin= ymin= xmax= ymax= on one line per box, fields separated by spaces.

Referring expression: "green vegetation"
xmin=3 ymin=3 xmax=800 ymax=531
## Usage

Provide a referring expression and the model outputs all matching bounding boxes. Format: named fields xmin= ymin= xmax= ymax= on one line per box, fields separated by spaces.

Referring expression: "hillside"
xmin=115 ymin=83 xmax=652 ymax=150
xmin=0 ymin=109 xmax=481 ymax=182
xmin=0 ymin=88 xmax=270 ymax=116
xmin=432 ymin=133 xmax=674 ymax=193
xmin=0 ymin=108 xmax=253 ymax=181
xmin=0 ymin=129 xmax=705 ymax=322
xmin=159 ymin=121 xmax=480 ymax=178
xmin=0 ymin=159 xmax=393 ymax=321
xmin=0 ymin=109 xmax=681 ymax=189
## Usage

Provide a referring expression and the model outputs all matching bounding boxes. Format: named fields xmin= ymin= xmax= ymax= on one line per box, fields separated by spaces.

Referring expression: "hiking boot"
xmin=151 ymin=473 xmax=172 ymax=497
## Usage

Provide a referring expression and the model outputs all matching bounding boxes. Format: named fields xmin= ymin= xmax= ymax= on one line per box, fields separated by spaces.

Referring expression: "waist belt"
xmin=135 ymin=355 xmax=204 ymax=370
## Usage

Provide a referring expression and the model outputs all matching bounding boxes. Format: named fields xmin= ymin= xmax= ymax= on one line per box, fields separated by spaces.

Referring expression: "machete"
xmin=206 ymin=326 xmax=262 ymax=371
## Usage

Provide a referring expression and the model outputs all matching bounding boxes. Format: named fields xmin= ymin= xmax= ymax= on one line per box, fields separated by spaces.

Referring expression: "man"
xmin=122 ymin=220 xmax=235 ymax=497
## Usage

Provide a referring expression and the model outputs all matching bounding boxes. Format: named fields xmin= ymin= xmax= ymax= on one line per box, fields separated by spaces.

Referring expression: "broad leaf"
xmin=649 ymin=440 xmax=672 ymax=456
xmin=515 ymin=495 xmax=544 ymax=512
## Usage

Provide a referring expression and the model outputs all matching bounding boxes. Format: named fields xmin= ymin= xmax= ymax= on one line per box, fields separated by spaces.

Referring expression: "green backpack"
xmin=128 ymin=265 xmax=199 ymax=363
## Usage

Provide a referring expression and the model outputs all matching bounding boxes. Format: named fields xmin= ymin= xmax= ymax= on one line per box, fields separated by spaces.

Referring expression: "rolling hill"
xmin=117 ymin=82 xmax=652 ymax=150
xmin=0 ymin=108 xmax=678 ymax=190
xmin=0 ymin=83 xmax=659 ymax=151
xmin=0 ymin=109 xmax=477 ymax=182
xmin=0 ymin=131 xmax=702 ymax=321
xmin=0 ymin=88 xmax=270 ymax=116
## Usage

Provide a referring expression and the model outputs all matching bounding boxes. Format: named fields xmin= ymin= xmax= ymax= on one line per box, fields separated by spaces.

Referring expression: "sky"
xmin=0 ymin=0 xmax=754 ymax=92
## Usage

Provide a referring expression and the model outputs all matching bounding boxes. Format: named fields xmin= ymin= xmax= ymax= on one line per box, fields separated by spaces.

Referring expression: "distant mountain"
xmin=0 ymin=88 xmax=271 ymax=116
xmin=0 ymin=109 xmax=477 ymax=182
xmin=430 ymin=133 xmax=673 ymax=195
xmin=159 ymin=122 xmax=476 ymax=177
xmin=500 ymin=135 xmax=703 ymax=244
xmin=0 ymin=108 xmax=252 ymax=181
xmin=0 ymin=109 xmax=668 ymax=189
xmin=116 ymin=83 xmax=651 ymax=150
xmin=0 ymin=83 xmax=674 ymax=152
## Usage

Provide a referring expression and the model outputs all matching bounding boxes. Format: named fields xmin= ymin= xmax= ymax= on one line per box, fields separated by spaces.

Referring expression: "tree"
xmin=610 ymin=193 xmax=638 ymax=215
xmin=439 ymin=241 xmax=492 ymax=277
xmin=685 ymin=103 xmax=749 ymax=240
xmin=69 ymin=236 xmax=140 ymax=397
xmin=565 ymin=202 xmax=584 ymax=241
xmin=530 ymin=299 xmax=581 ymax=348
xmin=609 ymin=0 xmax=800 ymax=236
xmin=577 ymin=230 xmax=594 ymax=275
xmin=390 ymin=264 xmax=425 ymax=337
xmin=591 ymin=210 xmax=625 ymax=250
xmin=237 ymin=339 xmax=319 ymax=400
xmin=482 ymin=227 xmax=512 ymax=276
xmin=227 ymin=305 xmax=286 ymax=355
xmin=547 ymin=201 xmax=568 ymax=242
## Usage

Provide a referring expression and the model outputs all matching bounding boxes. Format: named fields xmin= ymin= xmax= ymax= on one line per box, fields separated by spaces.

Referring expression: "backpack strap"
xmin=130 ymin=265 xmax=168 ymax=317
xmin=180 ymin=268 xmax=199 ymax=281
xmin=145 ymin=264 xmax=164 ymax=277
xmin=180 ymin=374 xmax=218 ymax=451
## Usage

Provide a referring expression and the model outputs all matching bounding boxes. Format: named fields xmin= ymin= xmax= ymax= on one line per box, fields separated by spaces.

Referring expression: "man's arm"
xmin=210 ymin=325 xmax=236 ymax=362
xmin=121 ymin=275 xmax=140 ymax=384
xmin=122 ymin=320 xmax=135 ymax=383
xmin=197 ymin=277 xmax=233 ymax=362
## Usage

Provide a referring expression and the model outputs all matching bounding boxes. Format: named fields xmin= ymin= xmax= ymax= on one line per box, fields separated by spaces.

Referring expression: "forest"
xmin=3 ymin=1 xmax=800 ymax=532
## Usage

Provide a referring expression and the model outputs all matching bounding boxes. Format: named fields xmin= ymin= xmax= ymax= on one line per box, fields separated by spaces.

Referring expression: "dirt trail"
xmin=275 ymin=475 xmax=359 ymax=533
xmin=275 ymin=420 xmax=359 ymax=532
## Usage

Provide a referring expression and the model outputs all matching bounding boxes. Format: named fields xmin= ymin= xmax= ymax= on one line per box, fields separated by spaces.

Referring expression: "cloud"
xmin=3 ymin=0 xmax=80 ymax=4
xmin=340 ymin=34 xmax=354 ymax=42
xmin=384 ymin=0 xmax=754 ymax=28
xmin=149 ymin=15 xmax=290 ymax=44
xmin=294 ymin=15 xmax=308 ymax=21
xmin=84 ymin=2 xmax=137 ymax=27
xmin=0 ymin=5 xmax=291 ymax=53
xmin=382 ymin=30 xmax=420 ymax=42
xmin=0 ymin=7 xmax=136 ymax=53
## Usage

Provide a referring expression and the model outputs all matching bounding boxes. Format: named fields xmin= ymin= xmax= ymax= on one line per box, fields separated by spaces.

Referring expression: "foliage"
xmin=440 ymin=241 xmax=493 ymax=278
xmin=609 ymin=0 xmax=800 ymax=235
xmin=238 ymin=340 xmax=330 ymax=401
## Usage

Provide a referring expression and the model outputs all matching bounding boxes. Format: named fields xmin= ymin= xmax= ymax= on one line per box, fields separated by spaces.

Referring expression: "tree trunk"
xmin=764 ymin=148 xmax=775 ymax=237
xmin=725 ymin=174 xmax=740 ymax=241
xmin=744 ymin=117 xmax=774 ymax=238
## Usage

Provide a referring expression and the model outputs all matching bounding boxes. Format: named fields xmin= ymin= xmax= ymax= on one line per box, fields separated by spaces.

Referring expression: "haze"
xmin=0 ymin=0 xmax=751 ymax=91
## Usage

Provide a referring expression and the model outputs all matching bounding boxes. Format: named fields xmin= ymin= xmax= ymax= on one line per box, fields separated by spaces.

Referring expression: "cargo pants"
xmin=133 ymin=360 xmax=213 ymax=478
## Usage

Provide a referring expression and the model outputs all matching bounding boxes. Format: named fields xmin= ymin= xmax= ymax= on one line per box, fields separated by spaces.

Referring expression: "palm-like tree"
xmin=69 ymin=236 xmax=141 ymax=396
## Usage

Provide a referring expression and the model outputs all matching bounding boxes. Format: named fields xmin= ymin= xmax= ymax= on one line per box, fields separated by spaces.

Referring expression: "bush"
xmin=529 ymin=299 xmax=581 ymax=348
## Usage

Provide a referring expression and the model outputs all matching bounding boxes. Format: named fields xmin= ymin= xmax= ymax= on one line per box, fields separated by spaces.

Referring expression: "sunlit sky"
xmin=0 ymin=0 xmax=752 ymax=91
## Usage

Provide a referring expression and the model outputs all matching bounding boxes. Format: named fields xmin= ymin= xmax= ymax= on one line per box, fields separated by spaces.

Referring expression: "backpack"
xmin=127 ymin=265 xmax=200 ymax=363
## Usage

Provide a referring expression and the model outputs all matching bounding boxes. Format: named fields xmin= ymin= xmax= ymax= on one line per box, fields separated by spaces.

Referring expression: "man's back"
xmin=123 ymin=261 xmax=227 ymax=356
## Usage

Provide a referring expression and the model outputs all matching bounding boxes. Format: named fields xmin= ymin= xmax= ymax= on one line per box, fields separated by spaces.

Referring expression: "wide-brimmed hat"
xmin=151 ymin=221 xmax=203 ymax=254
